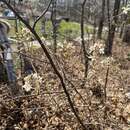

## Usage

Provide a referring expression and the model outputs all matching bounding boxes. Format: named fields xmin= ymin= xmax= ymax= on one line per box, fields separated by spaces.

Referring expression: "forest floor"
xmin=0 ymin=37 xmax=130 ymax=130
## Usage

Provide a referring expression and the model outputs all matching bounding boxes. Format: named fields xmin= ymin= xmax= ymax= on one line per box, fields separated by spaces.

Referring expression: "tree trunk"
xmin=104 ymin=0 xmax=121 ymax=56
xmin=119 ymin=0 xmax=128 ymax=38
xmin=0 ymin=59 xmax=7 ymax=83
xmin=97 ymin=0 xmax=105 ymax=39
xmin=122 ymin=24 xmax=130 ymax=44
xmin=51 ymin=0 xmax=57 ymax=53
xmin=81 ymin=0 xmax=89 ymax=78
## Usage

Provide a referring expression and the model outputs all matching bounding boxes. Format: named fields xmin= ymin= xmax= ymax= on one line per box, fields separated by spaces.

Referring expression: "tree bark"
xmin=51 ymin=0 xmax=57 ymax=53
xmin=119 ymin=0 xmax=128 ymax=38
xmin=81 ymin=0 xmax=89 ymax=78
xmin=97 ymin=0 xmax=105 ymax=39
xmin=104 ymin=0 xmax=121 ymax=56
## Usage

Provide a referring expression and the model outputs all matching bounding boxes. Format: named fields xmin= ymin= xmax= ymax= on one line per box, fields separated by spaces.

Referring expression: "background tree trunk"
xmin=104 ymin=0 xmax=121 ymax=56
xmin=97 ymin=0 xmax=105 ymax=39
xmin=51 ymin=0 xmax=57 ymax=53
xmin=119 ymin=0 xmax=128 ymax=38
xmin=0 ymin=59 xmax=7 ymax=83
xmin=122 ymin=24 xmax=130 ymax=44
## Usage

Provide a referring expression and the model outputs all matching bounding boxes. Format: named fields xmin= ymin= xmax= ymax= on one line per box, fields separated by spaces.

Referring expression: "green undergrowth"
xmin=7 ymin=19 xmax=93 ymax=41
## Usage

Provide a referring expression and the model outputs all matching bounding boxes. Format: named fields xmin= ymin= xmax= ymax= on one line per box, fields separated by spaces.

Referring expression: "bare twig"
xmin=104 ymin=67 xmax=109 ymax=102
xmin=32 ymin=0 xmax=53 ymax=29
xmin=81 ymin=0 xmax=89 ymax=78
xmin=104 ymin=67 xmax=109 ymax=120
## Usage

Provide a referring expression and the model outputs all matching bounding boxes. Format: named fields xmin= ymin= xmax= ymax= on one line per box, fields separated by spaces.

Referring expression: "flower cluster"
xmin=22 ymin=73 xmax=42 ymax=94
xmin=89 ymin=42 xmax=105 ymax=55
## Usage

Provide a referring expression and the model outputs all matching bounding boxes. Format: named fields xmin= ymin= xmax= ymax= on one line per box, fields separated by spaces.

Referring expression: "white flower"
xmin=22 ymin=82 xmax=32 ymax=92
xmin=125 ymin=92 xmax=130 ymax=99
xmin=122 ymin=7 xmax=130 ymax=14
xmin=89 ymin=46 xmax=95 ymax=52
xmin=89 ymin=42 xmax=105 ymax=54
xmin=99 ymin=48 xmax=104 ymax=54
xmin=24 ymin=75 xmax=32 ymax=82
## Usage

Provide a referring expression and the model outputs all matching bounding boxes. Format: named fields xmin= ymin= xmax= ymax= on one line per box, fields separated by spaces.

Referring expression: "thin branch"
xmin=104 ymin=67 xmax=109 ymax=104
xmin=81 ymin=0 xmax=89 ymax=78
xmin=32 ymin=0 xmax=53 ymax=29
xmin=104 ymin=67 xmax=109 ymax=121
